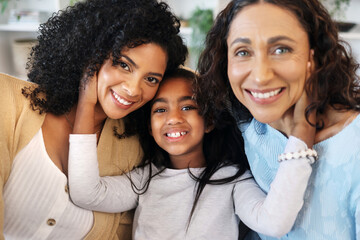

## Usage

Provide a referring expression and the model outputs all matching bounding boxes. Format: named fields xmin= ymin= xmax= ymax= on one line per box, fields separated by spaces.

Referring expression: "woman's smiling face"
xmin=96 ymin=43 xmax=168 ymax=120
xmin=227 ymin=2 xmax=313 ymax=125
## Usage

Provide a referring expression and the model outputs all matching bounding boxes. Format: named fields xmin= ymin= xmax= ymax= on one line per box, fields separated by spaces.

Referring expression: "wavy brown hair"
xmin=196 ymin=0 xmax=360 ymax=126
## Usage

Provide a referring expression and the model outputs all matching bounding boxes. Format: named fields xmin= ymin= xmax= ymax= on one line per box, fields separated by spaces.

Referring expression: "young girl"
xmin=68 ymin=68 xmax=317 ymax=239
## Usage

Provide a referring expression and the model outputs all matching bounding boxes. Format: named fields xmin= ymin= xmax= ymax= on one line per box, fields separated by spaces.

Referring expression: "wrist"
xmin=278 ymin=148 xmax=318 ymax=165
xmin=73 ymin=105 xmax=96 ymax=134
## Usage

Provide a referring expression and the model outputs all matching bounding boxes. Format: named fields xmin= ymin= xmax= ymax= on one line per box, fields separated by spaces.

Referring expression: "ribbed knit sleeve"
xmin=69 ymin=134 xmax=140 ymax=213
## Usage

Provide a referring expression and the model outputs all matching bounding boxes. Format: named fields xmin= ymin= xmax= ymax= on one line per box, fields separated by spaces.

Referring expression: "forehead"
xmin=227 ymin=2 xmax=307 ymax=44
xmin=154 ymin=77 xmax=193 ymax=99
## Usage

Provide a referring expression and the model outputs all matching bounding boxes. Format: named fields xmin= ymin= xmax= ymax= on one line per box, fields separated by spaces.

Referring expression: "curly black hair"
xmin=196 ymin=0 xmax=360 ymax=126
xmin=24 ymin=0 xmax=188 ymax=117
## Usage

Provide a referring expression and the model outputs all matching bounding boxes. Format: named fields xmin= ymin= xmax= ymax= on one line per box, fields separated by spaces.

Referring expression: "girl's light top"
xmin=69 ymin=134 xmax=313 ymax=240
xmin=240 ymin=115 xmax=360 ymax=240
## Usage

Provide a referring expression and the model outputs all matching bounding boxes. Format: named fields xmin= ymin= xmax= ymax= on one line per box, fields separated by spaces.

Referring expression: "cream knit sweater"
xmin=0 ymin=73 xmax=142 ymax=240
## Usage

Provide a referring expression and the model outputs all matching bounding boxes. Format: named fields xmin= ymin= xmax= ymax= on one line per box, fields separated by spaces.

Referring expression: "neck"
xmin=169 ymin=152 xmax=206 ymax=169
xmin=315 ymin=107 xmax=358 ymax=143
xmin=268 ymin=107 xmax=295 ymax=138
xmin=268 ymin=105 xmax=359 ymax=143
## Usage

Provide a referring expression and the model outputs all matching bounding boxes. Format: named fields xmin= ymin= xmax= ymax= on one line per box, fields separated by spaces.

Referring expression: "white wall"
xmin=0 ymin=0 xmax=359 ymax=77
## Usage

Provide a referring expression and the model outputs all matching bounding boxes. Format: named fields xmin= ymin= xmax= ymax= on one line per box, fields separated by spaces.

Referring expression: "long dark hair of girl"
xmin=135 ymin=68 xmax=250 ymax=225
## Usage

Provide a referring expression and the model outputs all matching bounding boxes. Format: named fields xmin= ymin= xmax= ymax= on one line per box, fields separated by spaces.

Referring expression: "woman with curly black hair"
xmin=196 ymin=0 xmax=360 ymax=239
xmin=0 ymin=0 xmax=187 ymax=239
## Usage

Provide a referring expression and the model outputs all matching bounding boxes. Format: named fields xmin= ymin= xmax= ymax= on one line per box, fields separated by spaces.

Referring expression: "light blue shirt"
xmin=240 ymin=115 xmax=360 ymax=240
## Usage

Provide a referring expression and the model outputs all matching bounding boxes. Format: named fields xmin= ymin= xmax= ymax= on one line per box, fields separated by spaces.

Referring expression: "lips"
xmin=245 ymin=87 xmax=285 ymax=105
xmin=166 ymin=131 xmax=188 ymax=138
xmin=249 ymin=88 xmax=282 ymax=99
xmin=111 ymin=90 xmax=134 ymax=106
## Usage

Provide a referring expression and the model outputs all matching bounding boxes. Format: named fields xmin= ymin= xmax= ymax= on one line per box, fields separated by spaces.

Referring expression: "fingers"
xmin=78 ymin=72 xmax=98 ymax=107
xmin=74 ymin=73 xmax=98 ymax=134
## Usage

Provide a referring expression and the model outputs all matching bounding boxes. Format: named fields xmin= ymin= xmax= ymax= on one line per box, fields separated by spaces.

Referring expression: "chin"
xmin=252 ymin=114 xmax=281 ymax=124
xmin=105 ymin=111 xmax=129 ymax=120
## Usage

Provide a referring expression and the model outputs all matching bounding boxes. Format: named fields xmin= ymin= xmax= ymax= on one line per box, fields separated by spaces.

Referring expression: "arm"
xmin=68 ymin=134 xmax=140 ymax=213
xmin=234 ymin=136 xmax=312 ymax=237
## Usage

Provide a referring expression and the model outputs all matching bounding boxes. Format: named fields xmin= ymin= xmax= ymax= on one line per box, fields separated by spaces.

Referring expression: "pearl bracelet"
xmin=278 ymin=148 xmax=318 ymax=164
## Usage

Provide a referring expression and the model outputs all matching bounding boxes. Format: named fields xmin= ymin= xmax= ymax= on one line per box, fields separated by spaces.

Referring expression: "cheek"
xmin=285 ymin=68 xmax=307 ymax=100
xmin=227 ymin=61 xmax=247 ymax=93
xmin=228 ymin=73 xmax=247 ymax=105
xmin=97 ymin=67 xmax=118 ymax=94
xmin=193 ymin=117 xmax=207 ymax=135
xmin=150 ymin=116 xmax=162 ymax=138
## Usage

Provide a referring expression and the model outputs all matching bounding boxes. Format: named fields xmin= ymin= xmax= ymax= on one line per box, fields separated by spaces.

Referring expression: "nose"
xmin=122 ymin=76 xmax=142 ymax=97
xmin=252 ymin=54 xmax=274 ymax=84
xmin=166 ymin=109 xmax=184 ymax=125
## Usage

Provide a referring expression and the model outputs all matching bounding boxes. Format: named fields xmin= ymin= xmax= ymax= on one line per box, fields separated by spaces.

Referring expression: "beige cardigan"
xmin=0 ymin=73 xmax=142 ymax=240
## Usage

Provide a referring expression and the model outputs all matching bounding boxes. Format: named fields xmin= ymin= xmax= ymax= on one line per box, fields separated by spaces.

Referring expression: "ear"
xmin=148 ymin=124 xmax=153 ymax=136
xmin=205 ymin=124 xmax=215 ymax=133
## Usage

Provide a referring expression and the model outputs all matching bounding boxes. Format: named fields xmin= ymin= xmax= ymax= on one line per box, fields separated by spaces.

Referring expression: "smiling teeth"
xmin=251 ymin=89 xmax=281 ymax=99
xmin=166 ymin=132 xmax=187 ymax=138
xmin=112 ymin=91 xmax=132 ymax=105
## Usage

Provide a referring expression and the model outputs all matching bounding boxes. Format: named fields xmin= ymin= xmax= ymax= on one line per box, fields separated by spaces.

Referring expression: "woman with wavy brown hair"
xmin=197 ymin=0 xmax=360 ymax=239
xmin=0 ymin=0 xmax=187 ymax=239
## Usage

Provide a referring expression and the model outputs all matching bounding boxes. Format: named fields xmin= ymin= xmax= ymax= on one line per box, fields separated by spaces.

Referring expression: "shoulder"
xmin=0 ymin=72 xmax=36 ymax=90
xmin=0 ymin=73 xmax=38 ymax=107
xmin=212 ymin=166 xmax=252 ymax=181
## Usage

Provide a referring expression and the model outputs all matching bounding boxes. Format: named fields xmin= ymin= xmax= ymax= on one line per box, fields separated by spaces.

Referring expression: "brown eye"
xmin=147 ymin=77 xmax=160 ymax=84
xmin=119 ymin=62 xmax=130 ymax=71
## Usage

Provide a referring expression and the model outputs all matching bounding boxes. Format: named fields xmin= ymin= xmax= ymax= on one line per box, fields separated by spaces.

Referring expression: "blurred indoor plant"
xmin=321 ymin=0 xmax=355 ymax=32
xmin=323 ymin=0 xmax=350 ymax=19
xmin=188 ymin=7 xmax=213 ymax=68
xmin=0 ymin=0 xmax=9 ymax=14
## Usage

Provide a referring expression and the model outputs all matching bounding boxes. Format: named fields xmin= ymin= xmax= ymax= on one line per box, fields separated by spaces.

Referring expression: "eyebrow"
xmin=121 ymin=55 xmax=138 ymax=68
xmin=230 ymin=35 xmax=296 ymax=47
xmin=121 ymin=55 xmax=164 ymax=78
xmin=152 ymin=95 xmax=194 ymax=106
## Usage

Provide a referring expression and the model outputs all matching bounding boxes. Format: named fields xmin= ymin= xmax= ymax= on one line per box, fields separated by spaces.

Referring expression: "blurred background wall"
xmin=0 ymin=0 xmax=359 ymax=79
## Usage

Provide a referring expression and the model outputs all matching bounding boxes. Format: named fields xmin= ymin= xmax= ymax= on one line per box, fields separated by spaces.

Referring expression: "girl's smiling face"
xmin=227 ymin=3 xmax=313 ymax=125
xmin=96 ymin=43 xmax=168 ymax=120
xmin=150 ymin=77 xmax=207 ymax=169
